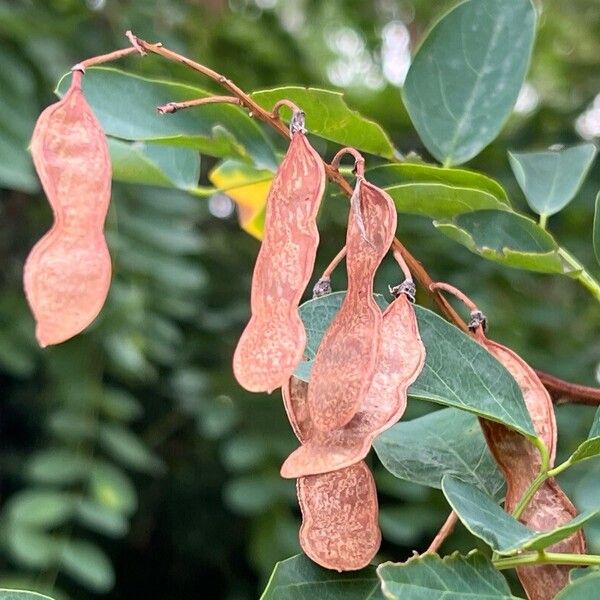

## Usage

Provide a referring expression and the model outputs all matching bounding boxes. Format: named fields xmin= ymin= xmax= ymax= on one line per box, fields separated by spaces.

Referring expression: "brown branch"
xmin=425 ymin=511 xmax=458 ymax=554
xmin=116 ymin=31 xmax=599 ymax=407
xmin=535 ymin=371 xmax=600 ymax=406
xmin=157 ymin=96 xmax=241 ymax=114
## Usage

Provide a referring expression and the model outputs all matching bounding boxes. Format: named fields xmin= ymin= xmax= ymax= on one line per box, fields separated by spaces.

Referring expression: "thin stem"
xmin=73 ymin=45 xmax=140 ymax=71
xmin=539 ymin=213 xmax=548 ymax=230
xmin=511 ymin=438 xmax=551 ymax=520
xmin=114 ymin=31 xmax=599 ymax=407
xmin=425 ymin=511 xmax=458 ymax=554
xmin=494 ymin=551 xmax=600 ymax=570
xmin=392 ymin=247 xmax=413 ymax=283
xmin=536 ymin=370 xmax=600 ymax=406
xmin=157 ymin=96 xmax=241 ymax=114
xmin=430 ymin=281 xmax=479 ymax=313
xmin=559 ymin=247 xmax=600 ymax=304
xmin=321 ymin=246 xmax=347 ymax=280
xmin=547 ymin=458 xmax=573 ymax=479
xmin=331 ymin=147 xmax=365 ymax=178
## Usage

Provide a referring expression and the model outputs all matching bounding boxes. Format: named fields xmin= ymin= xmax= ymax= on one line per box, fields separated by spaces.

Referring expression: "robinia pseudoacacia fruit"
xmin=24 ymin=69 xmax=112 ymax=347
xmin=233 ymin=109 xmax=325 ymax=393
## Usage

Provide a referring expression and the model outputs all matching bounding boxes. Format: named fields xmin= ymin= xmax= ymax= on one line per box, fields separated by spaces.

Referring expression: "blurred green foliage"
xmin=0 ymin=0 xmax=599 ymax=598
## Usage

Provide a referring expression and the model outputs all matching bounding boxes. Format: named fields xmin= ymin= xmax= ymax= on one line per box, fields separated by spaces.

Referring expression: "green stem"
xmin=494 ymin=551 xmax=600 ymax=570
xmin=547 ymin=457 xmax=573 ymax=478
xmin=539 ymin=213 xmax=548 ymax=229
xmin=511 ymin=438 xmax=550 ymax=520
xmin=559 ymin=247 xmax=600 ymax=304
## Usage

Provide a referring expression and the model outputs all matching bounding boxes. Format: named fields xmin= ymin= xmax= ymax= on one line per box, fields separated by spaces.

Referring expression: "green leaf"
xmin=251 ymin=86 xmax=396 ymax=159
xmin=5 ymin=490 xmax=74 ymax=529
xmin=594 ymin=191 xmax=600 ymax=267
xmin=555 ymin=572 xmax=600 ymax=599
xmin=56 ymin=67 xmax=277 ymax=169
xmin=296 ymin=292 xmax=536 ymax=438
xmin=59 ymin=539 xmax=115 ymax=593
xmin=88 ymin=461 xmax=138 ymax=516
xmin=109 ymin=138 xmax=205 ymax=193
xmin=435 ymin=210 xmax=566 ymax=273
xmin=508 ymin=144 xmax=597 ymax=217
xmin=4 ymin=526 xmax=60 ymax=569
xmin=98 ymin=423 xmax=165 ymax=474
xmin=25 ymin=449 xmax=90 ymax=485
xmin=367 ymin=163 xmax=510 ymax=219
xmin=442 ymin=476 xmax=598 ymax=555
xmin=377 ymin=551 xmax=519 ymax=599
xmin=402 ymin=0 xmax=536 ymax=166
xmin=100 ymin=388 xmax=144 ymax=422
xmin=0 ymin=591 xmax=56 ymax=600
xmin=562 ymin=408 xmax=600 ymax=466
xmin=374 ymin=408 xmax=505 ymax=499
xmin=74 ymin=499 xmax=129 ymax=538
xmin=260 ymin=554 xmax=384 ymax=600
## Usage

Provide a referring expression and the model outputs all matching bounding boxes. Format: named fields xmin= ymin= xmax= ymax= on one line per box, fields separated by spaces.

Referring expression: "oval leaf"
xmin=556 ymin=573 xmax=600 ymax=600
xmin=296 ymin=292 xmax=536 ymax=438
xmin=373 ymin=408 xmax=505 ymax=499
xmin=56 ymin=67 xmax=277 ymax=169
xmin=403 ymin=0 xmax=536 ymax=165
xmin=59 ymin=539 xmax=115 ymax=593
xmin=435 ymin=209 xmax=567 ymax=273
xmin=367 ymin=163 xmax=510 ymax=219
xmin=442 ymin=476 xmax=598 ymax=555
xmin=251 ymin=86 xmax=396 ymax=159
xmin=109 ymin=138 xmax=203 ymax=192
xmin=508 ymin=144 xmax=597 ymax=217
xmin=377 ymin=551 xmax=518 ymax=599
xmin=260 ymin=554 xmax=384 ymax=600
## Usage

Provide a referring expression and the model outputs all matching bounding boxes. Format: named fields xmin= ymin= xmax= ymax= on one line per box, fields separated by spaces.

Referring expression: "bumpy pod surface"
xmin=478 ymin=338 xmax=586 ymax=600
xmin=307 ymin=180 xmax=396 ymax=431
xmin=297 ymin=460 xmax=381 ymax=572
xmin=281 ymin=293 xmax=425 ymax=478
xmin=233 ymin=131 xmax=325 ymax=393
xmin=24 ymin=70 xmax=112 ymax=347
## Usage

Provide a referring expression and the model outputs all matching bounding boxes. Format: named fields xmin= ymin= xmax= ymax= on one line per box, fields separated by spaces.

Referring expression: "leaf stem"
xmin=539 ymin=213 xmax=548 ymax=229
xmin=494 ymin=551 xmax=600 ymax=570
xmin=511 ymin=437 xmax=550 ymax=520
xmin=559 ymin=247 xmax=600 ymax=304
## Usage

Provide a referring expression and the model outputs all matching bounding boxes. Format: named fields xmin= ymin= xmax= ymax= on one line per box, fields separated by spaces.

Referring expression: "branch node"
xmin=125 ymin=30 xmax=147 ymax=56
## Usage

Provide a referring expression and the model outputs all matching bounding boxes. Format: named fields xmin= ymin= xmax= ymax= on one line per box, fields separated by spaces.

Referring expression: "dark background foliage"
xmin=0 ymin=1 xmax=598 ymax=598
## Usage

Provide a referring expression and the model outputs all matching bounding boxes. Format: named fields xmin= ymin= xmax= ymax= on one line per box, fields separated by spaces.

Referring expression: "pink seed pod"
xmin=308 ymin=150 xmax=397 ymax=431
xmin=233 ymin=108 xmax=325 ymax=393
xmin=281 ymin=265 xmax=425 ymax=478
xmin=297 ymin=460 xmax=381 ymax=572
xmin=24 ymin=69 xmax=112 ymax=347
xmin=432 ymin=282 xmax=586 ymax=600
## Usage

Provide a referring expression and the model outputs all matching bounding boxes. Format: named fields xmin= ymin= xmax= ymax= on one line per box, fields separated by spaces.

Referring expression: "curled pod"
xmin=24 ymin=69 xmax=112 ymax=347
xmin=281 ymin=279 xmax=425 ymax=478
xmin=308 ymin=152 xmax=397 ymax=431
xmin=478 ymin=339 xmax=585 ymax=600
xmin=233 ymin=108 xmax=325 ymax=393
xmin=297 ymin=460 xmax=381 ymax=572
xmin=432 ymin=283 xmax=586 ymax=600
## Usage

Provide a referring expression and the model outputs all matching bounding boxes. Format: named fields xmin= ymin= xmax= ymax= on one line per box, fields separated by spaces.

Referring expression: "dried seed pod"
xmin=308 ymin=151 xmax=397 ymax=431
xmin=432 ymin=283 xmax=586 ymax=600
xmin=24 ymin=70 xmax=112 ymax=347
xmin=297 ymin=460 xmax=381 ymax=572
xmin=233 ymin=109 xmax=325 ymax=393
xmin=478 ymin=340 xmax=584 ymax=600
xmin=281 ymin=277 xmax=425 ymax=478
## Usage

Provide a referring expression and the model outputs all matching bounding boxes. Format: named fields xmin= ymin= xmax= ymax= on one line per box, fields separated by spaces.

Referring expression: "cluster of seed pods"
xmin=235 ymin=138 xmax=426 ymax=570
xmin=24 ymin=69 xmax=112 ymax=347
xmin=432 ymin=283 xmax=586 ymax=600
xmin=233 ymin=104 xmax=326 ymax=393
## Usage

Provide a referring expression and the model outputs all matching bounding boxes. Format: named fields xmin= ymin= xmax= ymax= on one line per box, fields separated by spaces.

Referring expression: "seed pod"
xmin=431 ymin=283 xmax=586 ymax=600
xmin=478 ymin=339 xmax=585 ymax=600
xmin=24 ymin=70 xmax=112 ymax=347
xmin=297 ymin=460 xmax=381 ymax=572
xmin=281 ymin=286 xmax=425 ymax=478
xmin=233 ymin=109 xmax=325 ymax=393
xmin=308 ymin=154 xmax=397 ymax=431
